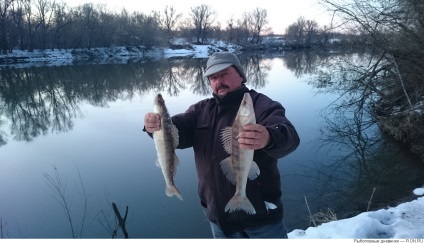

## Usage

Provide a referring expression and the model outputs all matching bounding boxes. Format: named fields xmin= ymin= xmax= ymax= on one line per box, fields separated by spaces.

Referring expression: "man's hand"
xmin=238 ymin=124 xmax=270 ymax=150
xmin=144 ymin=112 xmax=161 ymax=133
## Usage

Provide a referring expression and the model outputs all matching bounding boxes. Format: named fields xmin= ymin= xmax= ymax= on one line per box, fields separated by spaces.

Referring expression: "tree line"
xmin=0 ymin=0 xmax=343 ymax=53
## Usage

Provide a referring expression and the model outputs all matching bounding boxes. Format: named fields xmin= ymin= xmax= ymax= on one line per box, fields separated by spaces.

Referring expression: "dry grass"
xmin=305 ymin=187 xmax=378 ymax=227
xmin=309 ymin=208 xmax=338 ymax=227
xmin=377 ymin=112 xmax=424 ymax=161
xmin=304 ymin=196 xmax=338 ymax=227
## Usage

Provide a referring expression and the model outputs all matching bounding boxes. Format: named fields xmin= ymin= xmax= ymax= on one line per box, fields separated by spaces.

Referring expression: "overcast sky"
xmin=65 ymin=0 xmax=334 ymax=35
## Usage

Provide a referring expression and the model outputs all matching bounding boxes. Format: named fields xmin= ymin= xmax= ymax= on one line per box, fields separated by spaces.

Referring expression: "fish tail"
xmin=166 ymin=185 xmax=184 ymax=201
xmin=224 ymin=195 xmax=256 ymax=214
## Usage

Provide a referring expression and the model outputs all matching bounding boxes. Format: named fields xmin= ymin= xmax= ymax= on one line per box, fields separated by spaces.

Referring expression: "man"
xmin=144 ymin=52 xmax=300 ymax=238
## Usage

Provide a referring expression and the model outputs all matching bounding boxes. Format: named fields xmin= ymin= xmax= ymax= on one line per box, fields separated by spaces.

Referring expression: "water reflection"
xmin=0 ymin=54 xmax=275 ymax=144
xmin=0 ymin=61 xmax=182 ymax=144
xmin=305 ymin=53 xmax=424 ymax=219
xmin=0 ymin=50 xmax=423 ymax=238
xmin=310 ymin=101 xmax=422 ymax=217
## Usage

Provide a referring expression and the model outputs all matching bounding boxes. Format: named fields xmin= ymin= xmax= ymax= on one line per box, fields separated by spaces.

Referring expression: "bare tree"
xmin=132 ymin=11 xmax=162 ymax=48
xmin=234 ymin=13 xmax=250 ymax=44
xmin=8 ymin=0 xmax=24 ymax=50
xmin=318 ymin=0 xmax=424 ymax=160
xmin=320 ymin=24 xmax=332 ymax=44
xmin=161 ymin=5 xmax=182 ymax=37
xmin=319 ymin=0 xmax=423 ymax=108
xmin=285 ymin=16 xmax=307 ymax=45
xmin=0 ymin=0 xmax=14 ymax=53
xmin=248 ymin=8 xmax=269 ymax=44
xmin=224 ymin=16 xmax=235 ymax=42
xmin=51 ymin=0 xmax=69 ymax=49
xmin=74 ymin=3 xmax=100 ymax=49
xmin=305 ymin=19 xmax=318 ymax=45
xmin=189 ymin=4 xmax=215 ymax=44
xmin=33 ymin=0 xmax=55 ymax=49
xmin=21 ymin=0 xmax=35 ymax=50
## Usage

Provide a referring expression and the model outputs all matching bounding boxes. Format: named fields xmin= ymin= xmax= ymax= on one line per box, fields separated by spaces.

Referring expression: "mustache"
xmin=217 ymin=84 xmax=229 ymax=90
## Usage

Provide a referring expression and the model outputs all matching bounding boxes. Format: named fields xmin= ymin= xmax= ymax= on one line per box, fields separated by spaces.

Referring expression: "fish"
xmin=152 ymin=93 xmax=183 ymax=201
xmin=220 ymin=92 xmax=260 ymax=214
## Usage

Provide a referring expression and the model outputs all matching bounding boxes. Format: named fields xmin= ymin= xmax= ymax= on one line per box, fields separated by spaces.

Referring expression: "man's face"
xmin=208 ymin=66 xmax=243 ymax=96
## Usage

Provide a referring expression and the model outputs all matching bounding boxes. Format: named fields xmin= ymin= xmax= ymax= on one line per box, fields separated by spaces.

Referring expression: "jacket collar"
xmin=213 ymin=85 xmax=249 ymax=106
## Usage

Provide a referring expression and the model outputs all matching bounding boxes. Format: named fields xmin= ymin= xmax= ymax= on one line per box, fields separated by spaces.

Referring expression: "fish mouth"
xmin=155 ymin=93 xmax=165 ymax=104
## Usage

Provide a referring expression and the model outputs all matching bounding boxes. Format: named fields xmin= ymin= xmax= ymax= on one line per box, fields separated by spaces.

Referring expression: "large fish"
xmin=152 ymin=93 xmax=183 ymax=201
xmin=220 ymin=92 xmax=260 ymax=214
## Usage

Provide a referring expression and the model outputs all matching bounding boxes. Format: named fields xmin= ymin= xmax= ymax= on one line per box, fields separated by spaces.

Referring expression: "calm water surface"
xmin=1 ymin=53 xmax=423 ymax=238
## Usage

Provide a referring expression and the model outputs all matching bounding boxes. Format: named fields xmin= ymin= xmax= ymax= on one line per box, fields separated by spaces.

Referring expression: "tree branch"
xmin=112 ymin=203 xmax=129 ymax=238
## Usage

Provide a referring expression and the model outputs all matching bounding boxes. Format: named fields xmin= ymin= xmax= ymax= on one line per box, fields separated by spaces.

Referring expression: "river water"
xmin=0 ymin=52 xmax=423 ymax=238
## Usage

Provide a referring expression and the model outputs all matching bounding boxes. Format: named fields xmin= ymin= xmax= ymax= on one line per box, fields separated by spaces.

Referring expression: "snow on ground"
xmin=0 ymin=48 xmax=74 ymax=68
xmin=0 ymin=44 xmax=217 ymax=68
xmin=288 ymin=187 xmax=424 ymax=239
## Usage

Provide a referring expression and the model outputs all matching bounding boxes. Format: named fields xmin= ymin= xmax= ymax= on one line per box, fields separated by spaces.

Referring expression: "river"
xmin=0 ymin=51 xmax=423 ymax=238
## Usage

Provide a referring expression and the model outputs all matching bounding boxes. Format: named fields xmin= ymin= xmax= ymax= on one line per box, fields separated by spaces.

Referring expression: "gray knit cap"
xmin=203 ymin=52 xmax=247 ymax=83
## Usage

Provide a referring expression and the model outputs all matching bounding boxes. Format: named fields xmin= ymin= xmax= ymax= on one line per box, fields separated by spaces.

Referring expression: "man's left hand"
xmin=238 ymin=124 xmax=270 ymax=150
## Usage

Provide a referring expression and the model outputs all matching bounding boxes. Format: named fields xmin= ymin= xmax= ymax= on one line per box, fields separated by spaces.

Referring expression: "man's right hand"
xmin=144 ymin=112 xmax=161 ymax=133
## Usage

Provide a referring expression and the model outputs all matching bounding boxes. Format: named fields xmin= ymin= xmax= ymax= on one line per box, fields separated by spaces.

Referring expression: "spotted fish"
xmin=220 ymin=92 xmax=260 ymax=214
xmin=152 ymin=93 xmax=183 ymax=201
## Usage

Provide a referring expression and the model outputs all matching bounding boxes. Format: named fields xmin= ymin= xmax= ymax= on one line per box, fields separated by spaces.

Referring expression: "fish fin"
xmin=171 ymin=124 xmax=179 ymax=148
xmin=225 ymin=195 xmax=256 ymax=215
xmin=220 ymin=157 xmax=236 ymax=184
xmin=264 ymin=201 xmax=277 ymax=210
xmin=166 ymin=185 xmax=184 ymax=201
xmin=248 ymin=161 xmax=260 ymax=180
xmin=220 ymin=126 xmax=232 ymax=154
xmin=155 ymin=158 xmax=160 ymax=168
xmin=172 ymin=152 xmax=179 ymax=176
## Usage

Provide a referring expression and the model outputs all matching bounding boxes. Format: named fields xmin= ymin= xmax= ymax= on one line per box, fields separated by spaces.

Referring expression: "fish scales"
xmin=220 ymin=92 xmax=260 ymax=214
xmin=153 ymin=93 xmax=183 ymax=201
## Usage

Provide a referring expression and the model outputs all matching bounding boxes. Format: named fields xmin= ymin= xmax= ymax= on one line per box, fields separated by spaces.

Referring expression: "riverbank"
xmin=376 ymin=111 xmax=424 ymax=163
xmin=288 ymin=187 xmax=424 ymax=238
xmin=0 ymin=46 xmax=191 ymax=68
xmin=0 ymin=42 xmax=239 ymax=68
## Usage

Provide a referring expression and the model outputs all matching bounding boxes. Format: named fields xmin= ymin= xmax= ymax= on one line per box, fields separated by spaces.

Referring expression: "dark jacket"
xmin=171 ymin=85 xmax=300 ymax=236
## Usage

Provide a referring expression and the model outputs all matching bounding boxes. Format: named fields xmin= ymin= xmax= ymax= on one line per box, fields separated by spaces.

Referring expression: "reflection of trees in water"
xmin=0 ymin=64 xmax=152 ymax=144
xmin=282 ymin=49 xmax=368 ymax=79
xmin=306 ymin=52 xmax=424 ymax=219
xmin=0 ymin=119 xmax=6 ymax=146
xmin=314 ymin=105 xmax=413 ymax=215
xmin=182 ymin=58 xmax=211 ymax=96
xmin=1 ymin=67 xmax=76 ymax=142
xmin=157 ymin=59 xmax=186 ymax=96
xmin=150 ymin=58 xmax=211 ymax=97
xmin=154 ymin=55 xmax=273 ymax=96
xmin=0 ymin=51 xmax=368 ymax=146
xmin=0 ymin=55 xmax=271 ymax=144
xmin=283 ymin=51 xmax=321 ymax=78
xmin=241 ymin=54 xmax=271 ymax=89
